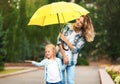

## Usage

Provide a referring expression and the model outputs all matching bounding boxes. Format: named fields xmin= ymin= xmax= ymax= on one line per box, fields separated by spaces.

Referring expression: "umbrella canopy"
xmin=28 ymin=1 xmax=89 ymax=27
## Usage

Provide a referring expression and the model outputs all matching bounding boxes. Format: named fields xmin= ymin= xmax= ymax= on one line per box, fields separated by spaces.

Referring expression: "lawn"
xmin=0 ymin=69 xmax=24 ymax=74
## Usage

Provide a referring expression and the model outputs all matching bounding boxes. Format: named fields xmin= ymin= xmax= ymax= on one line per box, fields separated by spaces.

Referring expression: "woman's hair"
xmin=45 ymin=44 xmax=56 ymax=57
xmin=82 ymin=15 xmax=95 ymax=42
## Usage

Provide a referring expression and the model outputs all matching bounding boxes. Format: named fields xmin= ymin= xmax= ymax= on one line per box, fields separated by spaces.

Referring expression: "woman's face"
xmin=74 ymin=17 xmax=84 ymax=29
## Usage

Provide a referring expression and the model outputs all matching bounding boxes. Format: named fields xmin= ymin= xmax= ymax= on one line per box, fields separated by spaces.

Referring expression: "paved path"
xmin=75 ymin=66 xmax=100 ymax=84
xmin=0 ymin=66 xmax=101 ymax=84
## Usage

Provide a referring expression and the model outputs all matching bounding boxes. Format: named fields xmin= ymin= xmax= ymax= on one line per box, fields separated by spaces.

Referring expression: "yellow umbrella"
xmin=28 ymin=1 xmax=89 ymax=27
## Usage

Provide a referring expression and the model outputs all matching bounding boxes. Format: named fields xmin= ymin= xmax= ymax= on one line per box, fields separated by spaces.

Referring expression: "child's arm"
xmin=25 ymin=59 xmax=46 ymax=67
xmin=25 ymin=60 xmax=32 ymax=63
xmin=32 ymin=61 xmax=44 ymax=67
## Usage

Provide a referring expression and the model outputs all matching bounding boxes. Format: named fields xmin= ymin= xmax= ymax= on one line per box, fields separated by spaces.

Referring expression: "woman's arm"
xmin=58 ymin=44 xmax=69 ymax=64
xmin=59 ymin=33 xmax=74 ymax=50
xmin=60 ymin=33 xmax=85 ymax=53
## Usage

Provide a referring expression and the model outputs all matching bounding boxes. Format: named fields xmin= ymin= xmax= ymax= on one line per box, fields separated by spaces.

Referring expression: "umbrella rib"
xmin=42 ymin=16 xmax=46 ymax=26
xmin=57 ymin=13 xmax=61 ymax=31
xmin=79 ymin=12 xmax=82 ymax=16
xmin=57 ymin=13 xmax=60 ymax=24
xmin=61 ymin=13 xmax=66 ymax=23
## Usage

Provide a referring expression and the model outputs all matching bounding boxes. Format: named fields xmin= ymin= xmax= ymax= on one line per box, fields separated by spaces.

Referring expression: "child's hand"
xmin=24 ymin=60 xmax=32 ymax=63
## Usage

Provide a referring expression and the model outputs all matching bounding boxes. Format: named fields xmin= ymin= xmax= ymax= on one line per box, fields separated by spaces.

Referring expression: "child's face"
xmin=45 ymin=47 xmax=54 ymax=59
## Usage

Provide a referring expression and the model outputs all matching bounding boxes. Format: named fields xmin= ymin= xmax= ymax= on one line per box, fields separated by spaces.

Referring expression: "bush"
xmin=106 ymin=65 xmax=120 ymax=84
xmin=77 ymin=55 xmax=89 ymax=66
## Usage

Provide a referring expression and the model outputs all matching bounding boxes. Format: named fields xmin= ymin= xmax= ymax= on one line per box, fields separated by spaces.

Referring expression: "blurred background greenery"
xmin=0 ymin=0 xmax=120 ymax=70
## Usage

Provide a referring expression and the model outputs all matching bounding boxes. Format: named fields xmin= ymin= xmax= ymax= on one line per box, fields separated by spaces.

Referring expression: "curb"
xmin=99 ymin=68 xmax=114 ymax=84
xmin=0 ymin=67 xmax=38 ymax=78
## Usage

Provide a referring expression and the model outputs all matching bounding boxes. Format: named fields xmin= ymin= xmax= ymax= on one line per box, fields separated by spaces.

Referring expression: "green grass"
xmin=0 ymin=69 xmax=24 ymax=74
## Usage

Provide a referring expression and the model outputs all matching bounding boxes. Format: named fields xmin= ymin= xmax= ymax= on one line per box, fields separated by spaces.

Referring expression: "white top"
xmin=64 ymin=31 xmax=77 ymax=60
xmin=46 ymin=60 xmax=61 ymax=83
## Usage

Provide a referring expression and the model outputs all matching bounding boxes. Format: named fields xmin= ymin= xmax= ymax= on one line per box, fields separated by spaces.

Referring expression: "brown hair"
xmin=45 ymin=44 xmax=56 ymax=58
xmin=82 ymin=15 xmax=95 ymax=42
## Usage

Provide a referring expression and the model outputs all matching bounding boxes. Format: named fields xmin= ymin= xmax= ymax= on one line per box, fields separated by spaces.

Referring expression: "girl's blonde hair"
xmin=82 ymin=15 xmax=95 ymax=42
xmin=45 ymin=44 xmax=56 ymax=57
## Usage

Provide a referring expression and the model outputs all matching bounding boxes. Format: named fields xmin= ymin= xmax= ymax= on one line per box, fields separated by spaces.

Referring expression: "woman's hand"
xmin=58 ymin=44 xmax=69 ymax=65
xmin=59 ymin=33 xmax=67 ymax=43
xmin=63 ymin=55 xmax=69 ymax=65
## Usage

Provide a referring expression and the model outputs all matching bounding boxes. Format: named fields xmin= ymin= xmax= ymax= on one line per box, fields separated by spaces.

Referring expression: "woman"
xmin=57 ymin=15 xmax=95 ymax=84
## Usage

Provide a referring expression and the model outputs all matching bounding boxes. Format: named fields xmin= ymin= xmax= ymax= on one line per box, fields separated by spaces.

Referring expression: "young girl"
xmin=26 ymin=44 xmax=64 ymax=84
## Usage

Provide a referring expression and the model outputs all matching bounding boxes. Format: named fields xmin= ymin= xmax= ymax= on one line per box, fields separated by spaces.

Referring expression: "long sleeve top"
xmin=32 ymin=58 xmax=64 ymax=82
xmin=57 ymin=23 xmax=86 ymax=65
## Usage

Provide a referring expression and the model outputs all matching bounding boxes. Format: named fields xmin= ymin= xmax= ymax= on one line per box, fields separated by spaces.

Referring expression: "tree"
xmin=95 ymin=0 xmax=120 ymax=62
xmin=0 ymin=13 xmax=4 ymax=71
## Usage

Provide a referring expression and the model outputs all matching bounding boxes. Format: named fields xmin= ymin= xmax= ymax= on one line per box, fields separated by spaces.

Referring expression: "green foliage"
xmin=0 ymin=0 xmax=120 ymax=63
xmin=0 ymin=13 xmax=4 ymax=55
xmin=81 ymin=0 xmax=120 ymax=62
xmin=0 ymin=68 xmax=23 ymax=74
xmin=77 ymin=54 xmax=89 ymax=65
xmin=0 ymin=12 xmax=5 ymax=71
xmin=0 ymin=56 xmax=4 ymax=71
xmin=106 ymin=66 xmax=120 ymax=84
xmin=107 ymin=70 xmax=118 ymax=80
xmin=95 ymin=0 xmax=120 ymax=61
xmin=114 ymin=76 xmax=120 ymax=84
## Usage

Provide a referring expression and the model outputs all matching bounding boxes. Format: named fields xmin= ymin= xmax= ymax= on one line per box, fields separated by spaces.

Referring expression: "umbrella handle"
xmin=62 ymin=42 xmax=69 ymax=51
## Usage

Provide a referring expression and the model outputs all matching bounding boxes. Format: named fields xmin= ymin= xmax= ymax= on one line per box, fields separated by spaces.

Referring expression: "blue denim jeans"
xmin=62 ymin=65 xmax=75 ymax=84
xmin=46 ymin=81 xmax=62 ymax=84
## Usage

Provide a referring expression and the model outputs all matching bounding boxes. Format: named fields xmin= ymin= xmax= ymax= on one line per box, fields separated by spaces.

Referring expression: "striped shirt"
xmin=57 ymin=23 xmax=86 ymax=65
